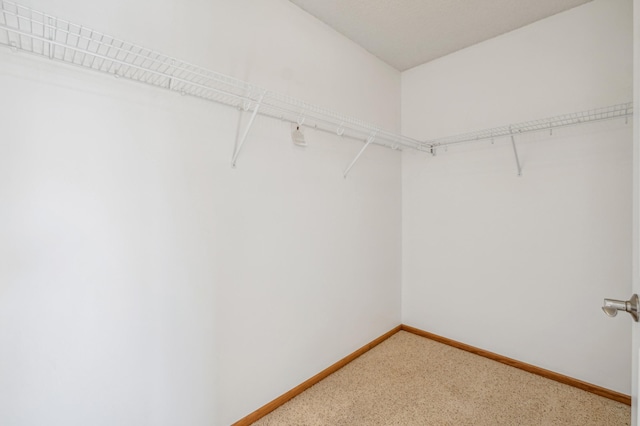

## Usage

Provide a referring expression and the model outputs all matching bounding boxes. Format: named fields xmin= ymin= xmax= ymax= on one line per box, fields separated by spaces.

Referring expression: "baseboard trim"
xmin=400 ymin=324 xmax=631 ymax=406
xmin=233 ymin=323 xmax=629 ymax=425
xmin=231 ymin=325 xmax=402 ymax=425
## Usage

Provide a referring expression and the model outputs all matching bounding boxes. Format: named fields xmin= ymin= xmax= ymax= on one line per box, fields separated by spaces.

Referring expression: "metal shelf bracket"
xmin=343 ymin=132 xmax=377 ymax=178
xmin=231 ymin=91 xmax=266 ymax=168
xmin=509 ymin=128 xmax=522 ymax=177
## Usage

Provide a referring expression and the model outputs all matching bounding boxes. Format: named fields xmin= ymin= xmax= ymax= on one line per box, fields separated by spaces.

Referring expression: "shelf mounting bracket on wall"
xmin=231 ymin=90 xmax=266 ymax=168
xmin=509 ymin=127 xmax=522 ymax=177
xmin=343 ymin=131 xmax=377 ymax=178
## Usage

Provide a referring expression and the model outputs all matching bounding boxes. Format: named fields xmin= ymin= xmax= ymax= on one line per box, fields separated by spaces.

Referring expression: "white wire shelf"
xmin=0 ymin=0 xmax=426 ymax=154
xmin=0 ymin=0 xmax=633 ymax=169
xmin=427 ymin=102 xmax=633 ymax=153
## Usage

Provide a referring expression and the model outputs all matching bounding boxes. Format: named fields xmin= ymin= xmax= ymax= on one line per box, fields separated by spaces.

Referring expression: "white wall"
xmin=2 ymin=0 xmax=633 ymax=423
xmin=0 ymin=1 xmax=402 ymax=425
xmin=402 ymin=0 xmax=633 ymax=394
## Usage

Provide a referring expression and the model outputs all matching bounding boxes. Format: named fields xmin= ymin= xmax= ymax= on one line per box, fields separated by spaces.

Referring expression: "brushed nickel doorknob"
xmin=602 ymin=294 xmax=639 ymax=322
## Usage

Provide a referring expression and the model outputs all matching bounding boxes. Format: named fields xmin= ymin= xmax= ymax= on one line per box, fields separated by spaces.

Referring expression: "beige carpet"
xmin=253 ymin=331 xmax=630 ymax=425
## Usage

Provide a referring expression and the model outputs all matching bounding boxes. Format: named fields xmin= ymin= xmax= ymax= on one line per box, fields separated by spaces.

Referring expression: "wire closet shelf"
xmin=426 ymin=103 xmax=634 ymax=153
xmin=0 ymin=0 xmax=633 ymax=163
xmin=0 ymin=0 xmax=425 ymax=153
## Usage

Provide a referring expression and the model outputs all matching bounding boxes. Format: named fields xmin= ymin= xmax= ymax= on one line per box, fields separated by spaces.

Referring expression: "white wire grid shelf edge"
xmin=0 ymin=0 xmax=426 ymax=151
xmin=426 ymin=102 xmax=633 ymax=151
xmin=0 ymin=1 xmax=633 ymax=156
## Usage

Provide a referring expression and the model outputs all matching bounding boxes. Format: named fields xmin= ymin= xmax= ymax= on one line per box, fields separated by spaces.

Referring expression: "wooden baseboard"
xmin=233 ymin=323 xmax=629 ymax=425
xmin=400 ymin=324 xmax=631 ymax=406
xmin=231 ymin=325 xmax=402 ymax=425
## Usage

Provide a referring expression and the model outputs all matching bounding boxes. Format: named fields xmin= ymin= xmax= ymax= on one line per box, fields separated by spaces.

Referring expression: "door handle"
xmin=602 ymin=294 xmax=639 ymax=322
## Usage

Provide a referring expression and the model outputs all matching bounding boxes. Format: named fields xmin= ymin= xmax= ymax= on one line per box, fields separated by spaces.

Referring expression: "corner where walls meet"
xmin=401 ymin=0 xmax=633 ymax=395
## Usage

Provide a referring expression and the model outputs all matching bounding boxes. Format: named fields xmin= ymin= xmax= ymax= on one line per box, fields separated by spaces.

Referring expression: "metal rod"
xmin=0 ymin=26 xmax=404 ymax=151
xmin=1 ymin=22 xmax=422 ymax=150
xmin=89 ymin=32 xmax=102 ymax=68
xmin=428 ymin=104 xmax=633 ymax=149
xmin=1 ymin=25 xmax=253 ymax=98
xmin=510 ymin=134 xmax=522 ymax=177
xmin=343 ymin=133 xmax=376 ymax=178
xmin=0 ymin=7 xmax=426 ymax=151
xmin=231 ymin=91 xmax=266 ymax=168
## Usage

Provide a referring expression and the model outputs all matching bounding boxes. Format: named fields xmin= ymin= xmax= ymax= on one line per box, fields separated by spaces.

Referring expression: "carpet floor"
xmin=252 ymin=331 xmax=630 ymax=425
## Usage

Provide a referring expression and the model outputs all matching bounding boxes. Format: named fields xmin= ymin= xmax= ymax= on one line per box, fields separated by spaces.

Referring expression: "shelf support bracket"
xmin=343 ymin=132 xmax=376 ymax=178
xmin=510 ymin=131 xmax=522 ymax=177
xmin=231 ymin=91 xmax=266 ymax=168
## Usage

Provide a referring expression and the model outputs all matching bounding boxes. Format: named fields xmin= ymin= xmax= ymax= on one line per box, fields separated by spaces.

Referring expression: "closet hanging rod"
xmin=0 ymin=0 xmax=427 ymax=152
xmin=427 ymin=102 xmax=633 ymax=152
